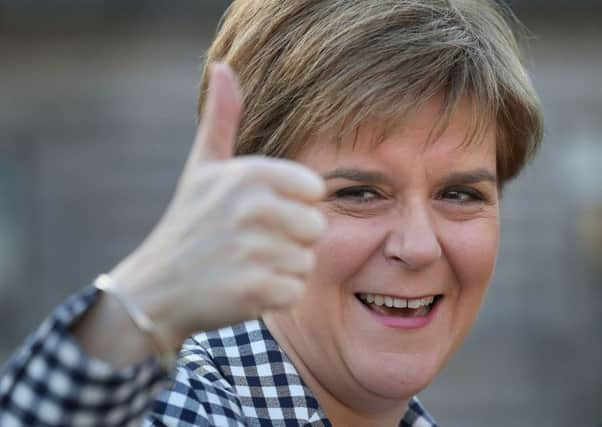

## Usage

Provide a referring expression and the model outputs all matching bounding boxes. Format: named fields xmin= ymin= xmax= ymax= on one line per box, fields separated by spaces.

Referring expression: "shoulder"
xmin=401 ymin=396 xmax=438 ymax=427
xmin=187 ymin=319 xmax=279 ymax=365
xmin=149 ymin=320 xmax=325 ymax=426
xmin=147 ymin=322 xmax=267 ymax=426
xmin=178 ymin=320 xmax=292 ymax=399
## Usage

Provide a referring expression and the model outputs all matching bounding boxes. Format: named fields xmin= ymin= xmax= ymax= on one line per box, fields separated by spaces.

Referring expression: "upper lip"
xmin=355 ymin=291 xmax=442 ymax=300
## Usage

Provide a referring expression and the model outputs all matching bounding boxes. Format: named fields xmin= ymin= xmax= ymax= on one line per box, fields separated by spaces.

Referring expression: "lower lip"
xmin=358 ymin=298 xmax=440 ymax=329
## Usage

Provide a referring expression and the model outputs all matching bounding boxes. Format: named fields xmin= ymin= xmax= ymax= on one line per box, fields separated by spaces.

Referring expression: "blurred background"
xmin=0 ymin=1 xmax=600 ymax=426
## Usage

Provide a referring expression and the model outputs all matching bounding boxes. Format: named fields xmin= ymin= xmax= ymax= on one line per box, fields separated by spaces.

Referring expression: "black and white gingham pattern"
xmin=0 ymin=288 xmax=437 ymax=426
xmin=149 ymin=320 xmax=437 ymax=426
xmin=0 ymin=287 xmax=167 ymax=426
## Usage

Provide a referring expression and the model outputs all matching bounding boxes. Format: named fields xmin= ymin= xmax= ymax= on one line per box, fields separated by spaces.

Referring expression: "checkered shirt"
xmin=0 ymin=287 xmax=438 ymax=426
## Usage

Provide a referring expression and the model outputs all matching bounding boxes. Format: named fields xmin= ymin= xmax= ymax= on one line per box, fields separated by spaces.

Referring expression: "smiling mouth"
xmin=355 ymin=293 xmax=443 ymax=318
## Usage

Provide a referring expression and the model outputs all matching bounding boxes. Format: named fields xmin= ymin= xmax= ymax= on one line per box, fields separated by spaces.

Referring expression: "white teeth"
xmin=393 ymin=298 xmax=406 ymax=308
xmin=407 ymin=299 xmax=421 ymax=309
xmin=359 ymin=293 xmax=436 ymax=309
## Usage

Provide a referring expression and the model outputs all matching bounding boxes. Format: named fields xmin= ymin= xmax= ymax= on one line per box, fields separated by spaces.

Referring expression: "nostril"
xmin=383 ymin=230 xmax=442 ymax=271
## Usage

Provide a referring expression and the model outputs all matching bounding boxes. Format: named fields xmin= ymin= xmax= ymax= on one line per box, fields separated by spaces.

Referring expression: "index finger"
xmin=233 ymin=156 xmax=326 ymax=203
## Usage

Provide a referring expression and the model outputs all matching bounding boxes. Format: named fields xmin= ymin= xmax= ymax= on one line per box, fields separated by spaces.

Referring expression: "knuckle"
xmin=219 ymin=162 xmax=264 ymax=192
xmin=231 ymin=158 xmax=268 ymax=182
xmin=274 ymin=205 xmax=324 ymax=243
xmin=241 ymin=267 xmax=272 ymax=302
xmin=281 ymin=246 xmax=314 ymax=274
xmin=235 ymin=232 xmax=271 ymax=261
xmin=235 ymin=192 xmax=277 ymax=225
xmin=241 ymin=155 xmax=287 ymax=170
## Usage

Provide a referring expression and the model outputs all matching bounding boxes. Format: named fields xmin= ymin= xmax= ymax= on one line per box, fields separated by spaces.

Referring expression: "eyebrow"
xmin=322 ymin=168 xmax=394 ymax=185
xmin=442 ymin=169 xmax=497 ymax=185
xmin=322 ymin=167 xmax=497 ymax=185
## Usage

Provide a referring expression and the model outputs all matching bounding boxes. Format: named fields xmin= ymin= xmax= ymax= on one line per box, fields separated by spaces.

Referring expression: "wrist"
xmin=70 ymin=288 xmax=157 ymax=368
xmin=93 ymin=274 xmax=177 ymax=371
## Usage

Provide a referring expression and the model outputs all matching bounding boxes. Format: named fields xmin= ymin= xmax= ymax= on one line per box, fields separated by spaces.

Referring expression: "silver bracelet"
xmin=93 ymin=274 xmax=176 ymax=372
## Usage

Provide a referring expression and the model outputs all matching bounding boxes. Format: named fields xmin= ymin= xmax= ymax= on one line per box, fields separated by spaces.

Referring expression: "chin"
xmin=343 ymin=344 xmax=445 ymax=402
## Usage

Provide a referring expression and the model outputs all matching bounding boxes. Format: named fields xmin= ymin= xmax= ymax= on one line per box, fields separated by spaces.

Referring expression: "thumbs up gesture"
xmin=108 ymin=63 xmax=326 ymax=349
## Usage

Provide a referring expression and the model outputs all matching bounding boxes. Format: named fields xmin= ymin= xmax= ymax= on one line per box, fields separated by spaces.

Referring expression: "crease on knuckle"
xmin=278 ymin=246 xmax=313 ymax=274
xmin=236 ymin=233 xmax=272 ymax=262
xmin=235 ymin=194 xmax=277 ymax=225
xmin=241 ymin=267 xmax=272 ymax=306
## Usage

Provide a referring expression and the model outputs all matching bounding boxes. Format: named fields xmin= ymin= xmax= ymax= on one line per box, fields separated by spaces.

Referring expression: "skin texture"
xmin=264 ymin=99 xmax=500 ymax=426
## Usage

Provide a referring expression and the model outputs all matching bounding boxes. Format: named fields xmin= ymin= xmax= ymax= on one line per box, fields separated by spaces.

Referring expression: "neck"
xmin=263 ymin=314 xmax=410 ymax=427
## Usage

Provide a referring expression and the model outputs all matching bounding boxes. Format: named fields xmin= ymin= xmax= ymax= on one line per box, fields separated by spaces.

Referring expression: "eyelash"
xmin=439 ymin=186 xmax=485 ymax=204
xmin=333 ymin=186 xmax=384 ymax=203
xmin=332 ymin=185 xmax=486 ymax=204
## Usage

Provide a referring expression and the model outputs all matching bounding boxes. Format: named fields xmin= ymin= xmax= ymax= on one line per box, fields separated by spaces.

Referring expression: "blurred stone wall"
xmin=0 ymin=3 xmax=600 ymax=426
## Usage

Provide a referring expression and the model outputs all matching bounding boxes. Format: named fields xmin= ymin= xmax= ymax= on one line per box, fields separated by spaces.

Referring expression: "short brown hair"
xmin=198 ymin=0 xmax=543 ymax=184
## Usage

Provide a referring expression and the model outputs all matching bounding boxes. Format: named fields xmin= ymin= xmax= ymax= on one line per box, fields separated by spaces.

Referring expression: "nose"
xmin=383 ymin=202 xmax=442 ymax=270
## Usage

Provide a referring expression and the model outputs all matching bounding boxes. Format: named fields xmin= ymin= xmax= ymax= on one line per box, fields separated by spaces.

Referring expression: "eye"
xmin=333 ymin=186 xmax=384 ymax=203
xmin=440 ymin=186 xmax=484 ymax=204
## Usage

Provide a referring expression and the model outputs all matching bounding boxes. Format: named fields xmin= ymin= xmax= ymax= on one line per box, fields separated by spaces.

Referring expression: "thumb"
xmin=193 ymin=62 xmax=243 ymax=163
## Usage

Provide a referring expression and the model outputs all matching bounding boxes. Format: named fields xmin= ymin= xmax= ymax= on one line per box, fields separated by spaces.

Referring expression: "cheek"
xmin=436 ymin=217 xmax=499 ymax=356
xmin=311 ymin=215 xmax=385 ymax=291
xmin=442 ymin=218 xmax=500 ymax=295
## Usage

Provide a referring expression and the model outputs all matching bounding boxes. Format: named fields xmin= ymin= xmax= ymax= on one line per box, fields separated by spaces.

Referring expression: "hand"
xmin=109 ymin=63 xmax=326 ymax=350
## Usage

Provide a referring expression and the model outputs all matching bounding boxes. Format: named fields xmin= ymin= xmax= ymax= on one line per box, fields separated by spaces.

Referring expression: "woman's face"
xmin=264 ymin=98 xmax=499 ymax=412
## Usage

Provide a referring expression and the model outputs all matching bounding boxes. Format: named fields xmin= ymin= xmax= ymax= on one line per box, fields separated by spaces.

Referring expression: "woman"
xmin=0 ymin=0 xmax=542 ymax=425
